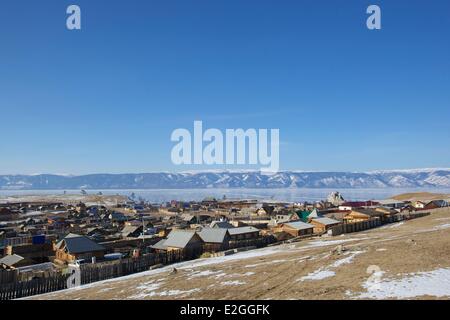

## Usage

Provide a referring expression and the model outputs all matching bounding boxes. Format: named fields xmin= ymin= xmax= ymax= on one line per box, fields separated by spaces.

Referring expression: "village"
xmin=0 ymin=191 xmax=449 ymax=300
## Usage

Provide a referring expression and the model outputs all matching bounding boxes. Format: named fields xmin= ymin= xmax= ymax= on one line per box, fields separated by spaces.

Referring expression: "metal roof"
xmin=0 ymin=254 xmax=24 ymax=267
xmin=151 ymin=239 xmax=168 ymax=250
xmin=120 ymin=225 xmax=141 ymax=237
xmin=308 ymin=208 xmax=322 ymax=218
xmin=56 ymin=233 xmax=105 ymax=254
xmin=163 ymin=230 xmax=198 ymax=249
xmin=311 ymin=217 xmax=340 ymax=226
xmin=284 ymin=221 xmax=314 ymax=230
xmin=197 ymin=228 xmax=228 ymax=243
xmin=227 ymin=226 xmax=260 ymax=235
xmin=210 ymin=221 xmax=234 ymax=229
xmin=351 ymin=208 xmax=383 ymax=217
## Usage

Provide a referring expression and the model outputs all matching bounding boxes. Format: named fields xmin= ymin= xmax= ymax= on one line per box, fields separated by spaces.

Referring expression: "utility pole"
xmin=142 ymin=216 xmax=145 ymax=244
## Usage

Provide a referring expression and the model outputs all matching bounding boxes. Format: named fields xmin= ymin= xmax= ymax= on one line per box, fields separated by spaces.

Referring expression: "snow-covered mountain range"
xmin=1 ymin=169 xmax=450 ymax=189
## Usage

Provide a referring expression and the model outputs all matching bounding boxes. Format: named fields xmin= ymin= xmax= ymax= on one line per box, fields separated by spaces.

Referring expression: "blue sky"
xmin=0 ymin=0 xmax=449 ymax=174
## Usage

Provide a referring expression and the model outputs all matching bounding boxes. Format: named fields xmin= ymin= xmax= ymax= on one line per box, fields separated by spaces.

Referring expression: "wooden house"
xmin=210 ymin=220 xmax=234 ymax=229
xmin=400 ymin=204 xmax=417 ymax=213
xmin=151 ymin=230 xmax=203 ymax=258
xmin=197 ymin=227 xmax=231 ymax=252
xmin=309 ymin=217 xmax=341 ymax=233
xmin=343 ymin=209 xmax=384 ymax=223
xmin=424 ymin=200 xmax=449 ymax=210
xmin=279 ymin=221 xmax=314 ymax=237
xmin=120 ymin=225 xmax=144 ymax=238
xmin=227 ymin=226 xmax=260 ymax=241
xmin=54 ymin=233 xmax=106 ymax=264
xmin=412 ymin=201 xmax=427 ymax=209
xmin=0 ymin=208 xmax=19 ymax=221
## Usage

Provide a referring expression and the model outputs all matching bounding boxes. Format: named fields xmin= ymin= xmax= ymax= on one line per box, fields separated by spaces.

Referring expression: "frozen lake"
xmin=1 ymin=188 xmax=449 ymax=203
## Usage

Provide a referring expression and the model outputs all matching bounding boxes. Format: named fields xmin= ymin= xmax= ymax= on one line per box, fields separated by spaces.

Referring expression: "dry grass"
xmin=29 ymin=208 xmax=450 ymax=300
xmin=391 ymin=192 xmax=450 ymax=201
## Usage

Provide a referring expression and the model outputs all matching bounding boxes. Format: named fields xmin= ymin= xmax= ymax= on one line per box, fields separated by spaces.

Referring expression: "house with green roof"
xmin=295 ymin=210 xmax=312 ymax=222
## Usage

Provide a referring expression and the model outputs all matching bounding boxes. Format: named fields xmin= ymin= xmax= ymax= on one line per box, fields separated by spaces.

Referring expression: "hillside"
xmin=30 ymin=208 xmax=450 ymax=300
xmin=391 ymin=192 xmax=450 ymax=201
xmin=2 ymin=168 xmax=450 ymax=189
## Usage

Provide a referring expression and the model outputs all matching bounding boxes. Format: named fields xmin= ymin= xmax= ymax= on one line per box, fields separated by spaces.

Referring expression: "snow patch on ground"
xmin=245 ymin=259 xmax=288 ymax=268
xmin=298 ymin=269 xmax=336 ymax=281
xmin=129 ymin=281 xmax=163 ymax=299
xmin=331 ymin=251 xmax=364 ymax=268
xmin=298 ymin=251 xmax=365 ymax=282
xmin=388 ymin=222 xmax=404 ymax=228
xmin=157 ymin=289 xmax=200 ymax=297
xmin=303 ymin=238 xmax=366 ymax=249
xmin=354 ymin=268 xmax=450 ymax=299
xmin=378 ymin=222 xmax=405 ymax=230
xmin=435 ymin=223 xmax=450 ymax=230
xmin=188 ymin=270 xmax=222 ymax=279
xmin=434 ymin=217 xmax=450 ymax=221
xmin=27 ymin=236 xmax=368 ymax=299
xmin=221 ymin=280 xmax=246 ymax=286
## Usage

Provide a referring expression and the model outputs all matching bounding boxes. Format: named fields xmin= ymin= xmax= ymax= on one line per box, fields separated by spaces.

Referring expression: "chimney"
xmin=4 ymin=245 xmax=13 ymax=256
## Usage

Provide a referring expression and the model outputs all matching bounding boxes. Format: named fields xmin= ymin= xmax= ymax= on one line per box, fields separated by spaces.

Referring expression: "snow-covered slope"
xmin=1 ymin=169 xmax=450 ymax=189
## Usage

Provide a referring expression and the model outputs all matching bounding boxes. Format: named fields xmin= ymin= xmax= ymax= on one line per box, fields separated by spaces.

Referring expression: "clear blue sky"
xmin=0 ymin=0 xmax=449 ymax=174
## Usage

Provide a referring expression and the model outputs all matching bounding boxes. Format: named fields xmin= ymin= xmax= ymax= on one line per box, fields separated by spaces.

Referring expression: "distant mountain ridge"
xmin=1 ymin=169 xmax=450 ymax=189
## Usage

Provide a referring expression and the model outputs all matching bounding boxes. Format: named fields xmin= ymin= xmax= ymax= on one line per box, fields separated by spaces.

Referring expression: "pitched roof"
xmin=351 ymin=208 xmax=383 ymax=217
xmin=180 ymin=213 xmax=195 ymax=222
xmin=197 ymin=228 xmax=228 ymax=243
xmin=284 ymin=221 xmax=314 ymax=230
xmin=308 ymin=208 xmax=323 ymax=219
xmin=151 ymin=239 xmax=168 ymax=250
xmin=427 ymin=200 xmax=449 ymax=207
xmin=311 ymin=217 xmax=340 ymax=226
xmin=121 ymin=225 xmax=141 ymax=237
xmin=296 ymin=210 xmax=312 ymax=222
xmin=56 ymin=233 xmax=105 ymax=254
xmin=0 ymin=254 xmax=24 ymax=267
xmin=210 ymin=221 xmax=234 ymax=229
xmin=227 ymin=226 xmax=260 ymax=235
xmin=163 ymin=230 xmax=199 ymax=249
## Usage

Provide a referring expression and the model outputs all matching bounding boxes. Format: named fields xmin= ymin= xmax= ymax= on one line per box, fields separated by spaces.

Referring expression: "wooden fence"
xmin=329 ymin=219 xmax=382 ymax=236
xmin=0 ymin=269 xmax=18 ymax=285
xmin=201 ymin=236 xmax=276 ymax=254
xmin=79 ymin=251 xmax=187 ymax=285
xmin=0 ymin=274 xmax=69 ymax=300
xmin=329 ymin=211 xmax=431 ymax=236
xmin=228 ymin=236 xmax=277 ymax=249
xmin=0 ymin=235 xmax=278 ymax=300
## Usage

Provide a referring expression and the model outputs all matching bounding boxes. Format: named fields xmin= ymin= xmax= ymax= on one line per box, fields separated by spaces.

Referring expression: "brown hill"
xmin=391 ymin=192 xmax=450 ymax=201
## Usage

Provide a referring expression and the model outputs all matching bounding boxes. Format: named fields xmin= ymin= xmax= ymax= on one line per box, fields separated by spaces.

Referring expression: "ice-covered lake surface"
xmin=0 ymin=188 xmax=449 ymax=203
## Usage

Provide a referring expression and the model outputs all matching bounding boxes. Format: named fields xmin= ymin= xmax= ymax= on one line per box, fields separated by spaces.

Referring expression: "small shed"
xmin=0 ymin=254 xmax=25 ymax=269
